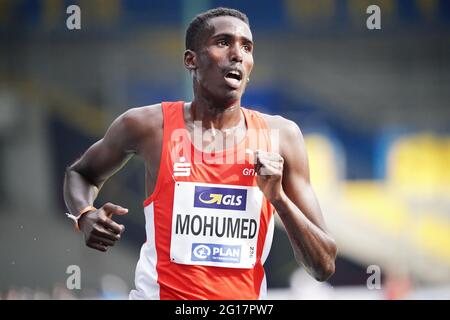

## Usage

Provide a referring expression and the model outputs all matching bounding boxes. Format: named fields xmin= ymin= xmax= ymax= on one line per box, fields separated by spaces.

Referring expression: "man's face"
xmin=192 ymin=16 xmax=254 ymax=102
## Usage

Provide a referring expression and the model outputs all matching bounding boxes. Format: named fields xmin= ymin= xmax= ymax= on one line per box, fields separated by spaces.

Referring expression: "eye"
xmin=217 ymin=39 xmax=228 ymax=47
xmin=243 ymin=44 xmax=252 ymax=52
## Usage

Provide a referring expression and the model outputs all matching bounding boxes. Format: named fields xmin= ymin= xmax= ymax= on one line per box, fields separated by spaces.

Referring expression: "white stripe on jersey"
xmin=129 ymin=203 xmax=160 ymax=300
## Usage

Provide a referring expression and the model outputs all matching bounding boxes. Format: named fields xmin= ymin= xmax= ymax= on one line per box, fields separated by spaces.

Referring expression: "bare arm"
xmin=64 ymin=109 xmax=142 ymax=213
xmin=255 ymin=117 xmax=337 ymax=281
xmin=63 ymin=106 xmax=155 ymax=251
xmin=64 ymin=115 xmax=135 ymax=215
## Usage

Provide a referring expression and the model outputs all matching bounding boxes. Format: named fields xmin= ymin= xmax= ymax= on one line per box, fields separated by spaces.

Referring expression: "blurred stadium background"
xmin=0 ymin=0 xmax=449 ymax=299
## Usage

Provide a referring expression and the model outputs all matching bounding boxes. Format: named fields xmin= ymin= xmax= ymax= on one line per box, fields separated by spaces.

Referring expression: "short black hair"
xmin=185 ymin=7 xmax=250 ymax=51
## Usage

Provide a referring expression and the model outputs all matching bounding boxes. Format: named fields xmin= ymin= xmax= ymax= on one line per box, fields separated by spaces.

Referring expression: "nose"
xmin=229 ymin=42 xmax=243 ymax=63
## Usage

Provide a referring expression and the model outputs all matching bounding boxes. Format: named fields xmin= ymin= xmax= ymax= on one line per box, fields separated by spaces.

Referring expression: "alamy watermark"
xmin=366 ymin=264 xmax=382 ymax=290
xmin=63 ymin=4 xmax=380 ymax=32
xmin=169 ymin=124 xmax=280 ymax=167
xmin=66 ymin=265 xmax=81 ymax=290
xmin=366 ymin=5 xmax=381 ymax=30
xmin=66 ymin=5 xmax=81 ymax=30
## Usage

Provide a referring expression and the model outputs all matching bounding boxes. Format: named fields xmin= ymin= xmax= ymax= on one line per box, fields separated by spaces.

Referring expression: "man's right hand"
xmin=78 ymin=202 xmax=128 ymax=252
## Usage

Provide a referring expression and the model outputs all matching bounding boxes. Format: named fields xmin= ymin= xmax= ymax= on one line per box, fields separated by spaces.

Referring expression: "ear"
xmin=184 ymin=50 xmax=197 ymax=72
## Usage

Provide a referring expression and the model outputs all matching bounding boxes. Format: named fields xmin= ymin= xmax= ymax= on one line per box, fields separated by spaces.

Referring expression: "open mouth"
xmin=224 ymin=70 xmax=243 ymax=88
xmin=225 ymin=70 xmax=242 ymax=81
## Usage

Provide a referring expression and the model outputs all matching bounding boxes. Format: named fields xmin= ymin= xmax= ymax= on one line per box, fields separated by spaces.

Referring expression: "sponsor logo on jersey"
xmin=191 ymin=243 xmax=241 ymax=263
xmin=173 ymin=156 xmax=191 ymax=176
xmin=242 ymin=167 xmax=257 ymax=176
xmin=194 ymin=186 xmax=247 ymax=211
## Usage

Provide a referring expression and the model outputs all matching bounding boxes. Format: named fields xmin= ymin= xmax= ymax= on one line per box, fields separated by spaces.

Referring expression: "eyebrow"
xmin=211 ymin=33 xmax=253 ymax=45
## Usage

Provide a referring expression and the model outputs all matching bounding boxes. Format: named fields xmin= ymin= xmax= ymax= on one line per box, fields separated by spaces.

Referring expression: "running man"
xmin=63 ymin=7 xmax=337 ymax=299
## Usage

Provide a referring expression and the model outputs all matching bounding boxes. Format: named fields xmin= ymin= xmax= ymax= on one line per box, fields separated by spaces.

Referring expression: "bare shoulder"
xmin=259 ymin=112 xmax=303 ymax=143
xmin=112 ymin=104 xmax=163 ymax=143
xmin=101 ymin=103 xmax=162 ymax=154
xmin=258 ymin=112 xmax=308 ymax=175
xmin=121 ymin=103 xmax=162 ymax=132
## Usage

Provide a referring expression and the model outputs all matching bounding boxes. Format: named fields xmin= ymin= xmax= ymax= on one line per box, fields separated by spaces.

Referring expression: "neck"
xmin=189 ymin=94 xmax=243 ymax=130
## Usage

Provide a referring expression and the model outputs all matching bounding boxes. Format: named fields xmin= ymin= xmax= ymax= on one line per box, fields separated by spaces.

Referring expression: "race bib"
xmin=170 ymin=181 xmax=263 ymax=269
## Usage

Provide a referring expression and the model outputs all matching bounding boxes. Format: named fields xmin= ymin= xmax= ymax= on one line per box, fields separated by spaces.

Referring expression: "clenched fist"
xmin=254 ymin=150 xmax=285 ymax=203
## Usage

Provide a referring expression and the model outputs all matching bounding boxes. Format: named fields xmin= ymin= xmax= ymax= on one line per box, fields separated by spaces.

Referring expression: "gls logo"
xmin=173 ymin=157 xmax=191 ymax=176
xmin=199 ymin=193 xmax=243 ymax=206
xmin=194 ymin=186 xmax=247 ymax=211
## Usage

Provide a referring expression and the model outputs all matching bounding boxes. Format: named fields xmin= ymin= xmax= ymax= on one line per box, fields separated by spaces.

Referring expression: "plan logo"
xmin=192 ymin=244 xmax=211 ymax=260
xmin=191 ymin=243 xmax=241 ymax=263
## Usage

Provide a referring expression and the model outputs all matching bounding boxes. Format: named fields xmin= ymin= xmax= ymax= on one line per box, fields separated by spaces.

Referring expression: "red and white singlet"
xmin=129 ymin=101 xmax=275 ymax=300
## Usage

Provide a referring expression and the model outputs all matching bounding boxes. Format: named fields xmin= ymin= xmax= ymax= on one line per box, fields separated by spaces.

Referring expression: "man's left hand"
xmin=254 ymin=150 xmax=285 ymax=203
